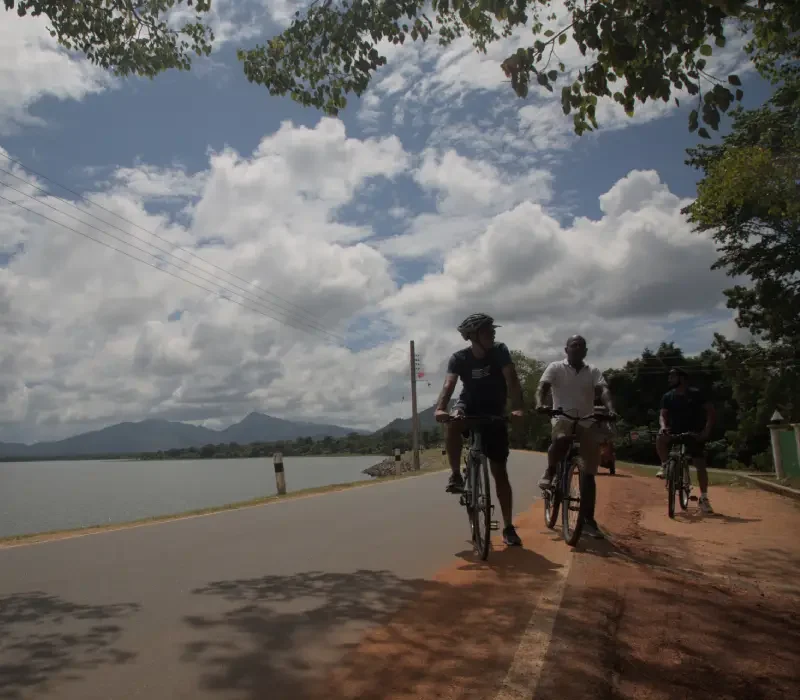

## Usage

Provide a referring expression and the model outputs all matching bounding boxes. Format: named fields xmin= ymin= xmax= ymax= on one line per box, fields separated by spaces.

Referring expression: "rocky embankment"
xmin=363 ymin=454 xmax=426 ymax=477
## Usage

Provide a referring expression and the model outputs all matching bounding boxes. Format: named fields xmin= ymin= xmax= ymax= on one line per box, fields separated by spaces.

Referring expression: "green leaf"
xmin=544 ymin=29 xmax=554 ymax=38
xmin=699 ymin=44 xmax=713 ymax=57
xmin=558 ymin=33 xmax=567 ymax=45
xmin=728 ymin=74 xmax=741 ymax=86
xmin=696 ymin=58 xmax=707 ymax=71
xmin=698 ymin=127 xmax=710 ymax=139
xmin=715 ymin=35 xmax=726 ymax=48
xmin=689 ymin=109 xmax=699 ymax=132
xmin=735 ymin=88 xmax=744 ymax=101
xmin=547 ymin=70 xmax=558 ymax=81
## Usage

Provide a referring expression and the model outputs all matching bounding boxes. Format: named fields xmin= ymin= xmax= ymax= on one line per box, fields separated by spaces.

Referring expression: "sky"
xmin=0 ymin=1 xmax=772 ymax=443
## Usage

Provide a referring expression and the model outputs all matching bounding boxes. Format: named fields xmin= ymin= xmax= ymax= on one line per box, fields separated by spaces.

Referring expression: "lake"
xmin=0 ymin=455 xmax=382 ymax=539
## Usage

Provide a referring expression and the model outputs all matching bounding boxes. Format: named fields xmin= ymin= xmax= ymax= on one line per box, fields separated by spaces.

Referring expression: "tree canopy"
xmin=238 ymin=0 xmax=799 ymax=136
xmin=684 ymin=75 xmax=800 ymax=345
xmin=4 ymin=0 xmax=214 ymax=77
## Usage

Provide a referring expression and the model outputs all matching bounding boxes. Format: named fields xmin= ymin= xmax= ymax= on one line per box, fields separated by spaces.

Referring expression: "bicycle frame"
xmin=542 ymin=408 xmax=616 ymax=545
xmin=444 ymin=414 xmax=505 ymax=559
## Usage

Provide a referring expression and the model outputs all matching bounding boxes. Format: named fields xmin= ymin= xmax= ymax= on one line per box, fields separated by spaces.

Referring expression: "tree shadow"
xmin=0 ymin=591 xmax=140 ymax=700
xmin=182 ymin=559 xmax=563 ymax=700
xmin=674 ymin=509 xmax=762 ymax=525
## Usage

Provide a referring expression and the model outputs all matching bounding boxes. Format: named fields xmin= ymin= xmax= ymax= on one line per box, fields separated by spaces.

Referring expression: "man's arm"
xmin=592 ymin=368 xmax=615 ymax=413
xmin=699 ymin=401 xmax=716 ymax=441
xmin=659 ymin=393 xmax=670 ymax=433
xmin=435 ymin=374 xmax=459 ymax=413
xmin=536 ymin=381 xmax=552 ymax=409
xmin=502 ymin=364 xmax=525 ymax=412
xmin=659 ymin=408 xmax=670 ymax=433
xmin=496 ymin=343 xmax=524 ymax=412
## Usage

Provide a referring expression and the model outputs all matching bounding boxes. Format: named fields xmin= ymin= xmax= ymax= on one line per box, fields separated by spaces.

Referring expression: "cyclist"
xmin=655 ymin=367 xmax=716 ymax=514
xmin=535 ymin=335 xmax=616 ymax=539
xmin=434 ymin=313 xmax=526 ymax=547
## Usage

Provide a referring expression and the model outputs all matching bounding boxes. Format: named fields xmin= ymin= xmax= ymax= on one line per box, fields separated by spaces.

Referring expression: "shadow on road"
xmin=183 ymin=553 xmax=564 ymax=700
xmin=0 ymin=591 xmax=139 ymax=700
xmin=182 ymin=569 xmax=427 ymax=699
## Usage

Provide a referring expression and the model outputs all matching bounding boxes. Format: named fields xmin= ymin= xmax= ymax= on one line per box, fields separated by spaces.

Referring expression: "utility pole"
xmin=409 ymin=339 xmax=421 ymax=471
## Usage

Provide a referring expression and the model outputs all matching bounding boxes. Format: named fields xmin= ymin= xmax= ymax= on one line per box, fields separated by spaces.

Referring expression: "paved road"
xmin=0 ymin=452 xmax=547 ymax=700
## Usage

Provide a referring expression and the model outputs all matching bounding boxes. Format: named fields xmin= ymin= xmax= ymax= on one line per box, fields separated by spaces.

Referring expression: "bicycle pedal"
xmin=689 ymin=496 xmax=699 ymax=502
xmin=490 ymin=520 xmax=500 ymax=531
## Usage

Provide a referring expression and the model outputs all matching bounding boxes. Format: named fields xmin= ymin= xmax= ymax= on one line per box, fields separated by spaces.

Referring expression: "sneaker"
xmin=446 ymin=472 xmax=464 ymax=493
xmin=538 ymin=473 xmax=553 ymax=489
xmin=503 ymin=525 xmax=523 ymax=546
xmin=582 ymin=520 xmax=604 ymax=539
xmin=699 ymin=495 xmax=714 ymax=514
xmin=656 ymin=466 xmax=666 ymax=479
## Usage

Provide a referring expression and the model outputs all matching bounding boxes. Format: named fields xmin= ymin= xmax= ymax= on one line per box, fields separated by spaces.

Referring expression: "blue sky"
xmin=0 ymin=4 xmax=771 ymax=442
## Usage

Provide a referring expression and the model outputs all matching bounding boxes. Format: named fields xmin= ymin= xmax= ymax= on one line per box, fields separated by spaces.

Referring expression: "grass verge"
xmin=0 ymin=450 xmax=449 ymax=549
xmin=617 ymin=461 xmax=752 ymax=488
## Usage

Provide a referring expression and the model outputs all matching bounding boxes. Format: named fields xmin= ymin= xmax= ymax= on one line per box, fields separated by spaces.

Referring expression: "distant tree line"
xmin=137 ymin=429 xmax=445 ymax=461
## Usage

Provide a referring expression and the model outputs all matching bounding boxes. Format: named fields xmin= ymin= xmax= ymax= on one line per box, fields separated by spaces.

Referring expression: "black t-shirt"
xmin=447 ymin=342 xmax=513 ymax=416
xmin=660 ymin=387 xmax=709 ymax=434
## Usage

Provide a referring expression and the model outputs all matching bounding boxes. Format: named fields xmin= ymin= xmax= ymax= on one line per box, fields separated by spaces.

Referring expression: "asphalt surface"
xmin=0 ymin=451 xmax=546 ymax=700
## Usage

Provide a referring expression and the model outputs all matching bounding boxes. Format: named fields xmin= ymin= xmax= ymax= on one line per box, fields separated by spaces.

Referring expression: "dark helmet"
xmin=457 ymin=313 xmax=498 ymax=340
xmin=668 ymin=366 xmax=688 ymax=378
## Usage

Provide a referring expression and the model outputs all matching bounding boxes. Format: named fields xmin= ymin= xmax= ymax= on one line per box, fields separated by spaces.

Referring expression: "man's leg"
xmin=445 ymin=419 xmax=465 ymax=492
xmin=693 ymin=448 xmax=713 ymax=513
xmin=655 ymin=433 xmax=670 ymax=478
xmin=579 ymin=426 xmax=603 ymax=538
xmin=538 ymin=420 xmax=571 ymax=488
xmin=487 ymin=424 xmax=521 ymax=545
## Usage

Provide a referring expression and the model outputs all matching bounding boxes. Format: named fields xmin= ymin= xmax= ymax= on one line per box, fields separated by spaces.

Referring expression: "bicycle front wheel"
xmin=562 ymin=455 xmax=584 ymax=546
xmin=544 ymin=483 xmax=561 ymax=529
xmin=679 ymin=460 xmax=691 ymax=510
xmin=667 ymin=459 xmax=677 ymax=519
xmin=473 ymin=454 xmax=492 ymax=560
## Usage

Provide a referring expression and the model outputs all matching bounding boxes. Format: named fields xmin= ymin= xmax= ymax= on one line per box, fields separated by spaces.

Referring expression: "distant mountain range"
xmin=375 ymin=402 xmax=453 ymax=434
xmin=0 ymin=413 xmax=370 ymax=459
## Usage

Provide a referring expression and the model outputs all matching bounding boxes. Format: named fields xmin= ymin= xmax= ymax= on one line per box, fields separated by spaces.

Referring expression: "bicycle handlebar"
xmin=540 ymin=407 xmax=618 ymax=422
xmin=440 ymin=414 xmax=510 ymax=424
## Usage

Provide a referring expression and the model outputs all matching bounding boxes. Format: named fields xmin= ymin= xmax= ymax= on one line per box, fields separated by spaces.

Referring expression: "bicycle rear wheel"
xmin=562 ymin=455 xmax=584 ymax=546
xmin=667 ymin=459 xmax=677 ymax=519
xmin=473 ymin=454 xmax=492 ymax=560
xmin=679 ymin=460 xmax=691 ymax=510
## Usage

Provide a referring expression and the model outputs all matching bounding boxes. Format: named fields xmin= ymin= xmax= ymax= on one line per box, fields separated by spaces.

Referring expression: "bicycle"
xmin=663 ymin=432 xmax=698 ymax=519
xmin=540 ymin=408 xmax=617 ymax=546
xmin=443 ymin=414 xmax=505 ymax=560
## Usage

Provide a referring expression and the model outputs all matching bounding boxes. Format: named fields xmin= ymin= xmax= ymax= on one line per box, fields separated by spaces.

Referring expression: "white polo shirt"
xmin=541 ymin=359 xmax=607 ymax=424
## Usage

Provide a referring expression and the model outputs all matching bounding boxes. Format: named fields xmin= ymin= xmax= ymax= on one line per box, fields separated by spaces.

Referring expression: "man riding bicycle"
xmin=535 ymin=335 xmax=616 ymax=539
xmin=434 ymin=313 xmax=526 ymax=547
xmin=655 ymin=367 xmax=716 ymax=514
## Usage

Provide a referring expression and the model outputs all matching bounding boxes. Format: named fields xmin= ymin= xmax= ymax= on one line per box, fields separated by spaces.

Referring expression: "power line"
xmin=0 ymin=192 xmax=351 ymax=345
xmin=0 ymin=152 xmax=332 ymax=331
xmin=0 ymin=177 xmax=345 ymax=344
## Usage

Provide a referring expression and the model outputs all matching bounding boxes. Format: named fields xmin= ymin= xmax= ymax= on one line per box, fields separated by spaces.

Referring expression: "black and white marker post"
xmin=273 ymin=452 xmax=286 ymax=496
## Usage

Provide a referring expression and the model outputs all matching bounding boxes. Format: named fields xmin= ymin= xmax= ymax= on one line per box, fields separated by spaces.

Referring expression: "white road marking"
xmin=493 ymin=550 xmax=573 ymax=700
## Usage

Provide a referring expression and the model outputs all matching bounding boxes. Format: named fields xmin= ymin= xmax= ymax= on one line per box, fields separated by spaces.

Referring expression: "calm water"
xmin=0 ymin=455 xmax=382 ymax=538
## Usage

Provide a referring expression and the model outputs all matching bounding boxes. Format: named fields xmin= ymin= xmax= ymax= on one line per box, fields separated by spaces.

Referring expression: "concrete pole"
xmin=768 ymin=427 xmax=785 ymax=479
xmin=273 ymin=452 xmax=287 ymax=495
xmin=410 ymin=340 xmax=421 ymax=471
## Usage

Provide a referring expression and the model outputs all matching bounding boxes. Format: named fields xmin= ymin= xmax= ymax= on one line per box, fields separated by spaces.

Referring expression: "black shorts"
xmin=673 ymin=434 xmax=707 ymax=459
xmin=453 ymin=404 xmax=509 ymax=463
